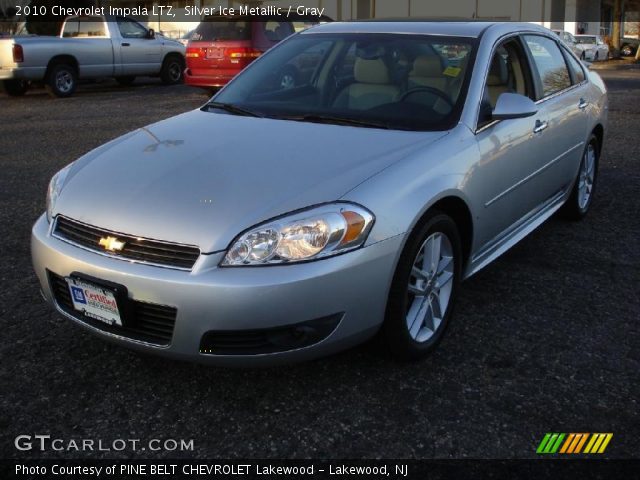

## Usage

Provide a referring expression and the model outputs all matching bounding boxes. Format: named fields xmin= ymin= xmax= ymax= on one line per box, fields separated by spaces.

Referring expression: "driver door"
xmin=115 ymin=17 xmax=162 ymax=76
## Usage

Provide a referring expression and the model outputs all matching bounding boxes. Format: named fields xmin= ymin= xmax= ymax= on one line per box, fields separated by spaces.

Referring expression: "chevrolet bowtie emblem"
xmin=99 ymin=236 xmax=126 ymax=252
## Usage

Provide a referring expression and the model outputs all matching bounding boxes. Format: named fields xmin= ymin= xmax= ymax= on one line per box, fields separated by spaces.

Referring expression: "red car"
xmin=184 ymin=15 xmax=329 ymax=90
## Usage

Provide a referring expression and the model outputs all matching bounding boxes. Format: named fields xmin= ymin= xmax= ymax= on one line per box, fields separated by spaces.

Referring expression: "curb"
xmin=589 ymin=62 xmax=640 ymax=71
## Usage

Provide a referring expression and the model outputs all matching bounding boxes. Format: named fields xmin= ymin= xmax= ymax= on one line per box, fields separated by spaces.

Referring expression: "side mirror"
xmin=492 ymin=93 xmax=538 ymax=120
xmin=147 ymin=28 xmax=155 ymax=39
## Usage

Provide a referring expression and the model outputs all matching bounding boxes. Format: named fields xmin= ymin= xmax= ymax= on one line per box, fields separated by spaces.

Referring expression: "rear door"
xmin=521 ymin=34 xmax=589 ymax=198
xmin=114 ymin=17 xmax=162 ymax=76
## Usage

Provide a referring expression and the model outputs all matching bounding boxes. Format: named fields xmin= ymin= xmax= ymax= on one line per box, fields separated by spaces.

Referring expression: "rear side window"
xmin=524 ymin=35 xmax=571 ymax=98
xmin=261 ymin=21 xmax=294 ymax=42
xmin=62 ymin=17 xmax=107 ymax=37
xmin=192 ymin=20 xmax=251 ymax=41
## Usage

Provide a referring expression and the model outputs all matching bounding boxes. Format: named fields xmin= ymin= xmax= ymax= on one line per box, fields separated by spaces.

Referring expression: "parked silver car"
xmin=32 ymin=21 xmax=608 ymax=365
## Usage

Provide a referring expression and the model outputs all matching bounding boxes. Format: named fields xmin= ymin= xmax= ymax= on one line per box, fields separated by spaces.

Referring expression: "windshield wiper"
xmin=204 ymin=102 xmax=263 ymax=118
xmin=274 ymin=114 xmax=390 ymax=130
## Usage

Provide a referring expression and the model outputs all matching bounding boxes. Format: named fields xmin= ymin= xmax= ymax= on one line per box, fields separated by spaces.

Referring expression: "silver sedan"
xmin=32 ymin=21 xmax=608 ymax=365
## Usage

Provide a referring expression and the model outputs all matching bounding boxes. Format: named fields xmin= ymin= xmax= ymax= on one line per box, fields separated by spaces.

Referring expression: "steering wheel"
xmin=399 ymin=87 xmax=454 ymax=108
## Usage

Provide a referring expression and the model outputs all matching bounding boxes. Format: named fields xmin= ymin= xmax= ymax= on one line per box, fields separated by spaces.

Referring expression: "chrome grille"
xmin=53 ymin=216 xmax=200 ymax=270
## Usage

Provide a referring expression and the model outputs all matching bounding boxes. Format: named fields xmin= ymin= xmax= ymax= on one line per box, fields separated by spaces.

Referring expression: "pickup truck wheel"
xmin=3 ymin=79 xmax=29 ymax=96
xmin=45 ymin=64 xmax=77 ymax=98
xmin=160 ymin=55 xmax=184 ymax=85
xmin=115 ymin=76 xmax=136 ymax=86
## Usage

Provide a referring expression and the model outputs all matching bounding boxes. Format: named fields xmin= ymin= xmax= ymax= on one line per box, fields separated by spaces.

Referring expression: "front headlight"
xmin=46 ymin=163 xmax=73 ymax=223
xmin=221 ymin=203 xmax=375 ymax=266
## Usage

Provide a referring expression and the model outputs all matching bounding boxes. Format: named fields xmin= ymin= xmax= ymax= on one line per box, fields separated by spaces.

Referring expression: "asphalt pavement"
xmin=0 ymin=72 xmax=638 ymax=460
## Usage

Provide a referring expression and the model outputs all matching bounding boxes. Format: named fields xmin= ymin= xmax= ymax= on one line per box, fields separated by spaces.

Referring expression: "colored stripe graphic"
xmin=536 ymin=433 xmax=552 ymax=454
xmin=538 ymin=433 xmax=613 ymax=454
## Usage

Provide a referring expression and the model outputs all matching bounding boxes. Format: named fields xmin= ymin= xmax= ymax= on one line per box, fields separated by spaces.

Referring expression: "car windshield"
xmin=577 ymin=36 xmax=596 ymax=44
xmin=211 ymin=33 xmax=476 ymax=131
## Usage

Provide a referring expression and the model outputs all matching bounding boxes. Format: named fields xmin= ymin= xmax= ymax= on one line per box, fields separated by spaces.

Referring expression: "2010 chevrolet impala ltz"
xmin=32 ymin=21 xmax=607 ymax=365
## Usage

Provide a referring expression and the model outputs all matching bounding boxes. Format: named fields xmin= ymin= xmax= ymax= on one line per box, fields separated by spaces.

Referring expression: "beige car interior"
xmin=485 ymin=42 xmax=528 ymax=109
xmin=333 ymin=57 xmax=400 ymax=110
xmin=332 ymin=49 xmax=476 ymax=113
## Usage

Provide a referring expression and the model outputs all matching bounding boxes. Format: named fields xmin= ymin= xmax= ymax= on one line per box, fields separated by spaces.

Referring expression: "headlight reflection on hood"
xmin=221 ymin=203 xmax=375 ymax=266
xmin=46 ymin=163 xmax=73 ymax=223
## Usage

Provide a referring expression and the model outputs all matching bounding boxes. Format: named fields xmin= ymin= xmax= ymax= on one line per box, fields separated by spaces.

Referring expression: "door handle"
xmin=121 ymin=43 xmax=130 ymax=47
xmin=533 ymin=120 xmax=548 ymax=134
xmin=578 ymin=98 xmax=589 ymax=110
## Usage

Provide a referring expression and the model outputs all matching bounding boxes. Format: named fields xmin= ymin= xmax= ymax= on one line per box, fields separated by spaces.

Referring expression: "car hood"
xmin=55 ymin=110 xmax=447 ymax=253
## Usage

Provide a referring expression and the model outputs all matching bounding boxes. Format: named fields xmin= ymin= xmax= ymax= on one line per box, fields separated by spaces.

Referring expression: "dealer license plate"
xmin=206 ymin=47 xmax=223 ymax=59
xmin=66 ymin=277 xmax=122 ymax=326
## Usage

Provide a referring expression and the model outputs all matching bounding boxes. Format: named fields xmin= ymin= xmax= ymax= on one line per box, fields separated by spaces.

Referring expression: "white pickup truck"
xmin=0 ymin=15 xmax=185 ymax=97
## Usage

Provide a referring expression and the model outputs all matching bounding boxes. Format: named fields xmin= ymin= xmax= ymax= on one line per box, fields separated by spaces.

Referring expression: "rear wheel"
xmin=160 ymin=55 xmax=184 ymax=85
xmin=3 ymin=79 xmax=29 ymax=96
xmin=115 ymin=76 xmax=136 ymax=86
xmin=380 ymin=211 xmax=462 ymax=360
xmin=561 ymin=134 xmax=599 ymax=220
xmin=45 ymin=63 xmax=77 ymax=98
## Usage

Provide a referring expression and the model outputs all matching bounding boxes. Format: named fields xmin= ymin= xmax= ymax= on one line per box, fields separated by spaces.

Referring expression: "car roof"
xmin=303 ymin=20 xmax=548 ymax=38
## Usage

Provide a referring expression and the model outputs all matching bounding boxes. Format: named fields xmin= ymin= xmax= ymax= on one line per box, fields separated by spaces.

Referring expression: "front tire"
xmin=3 ymin=79 xmax=29 ymax=96
xmin=160 ymin=55 xmax=184 ymax=85
xmin=45 ymin=63 xmax=77 ymax=98
xmin=561 ymin=134 xmax=599 ymax=220
xmin=380 ymin=211 xmax=462 ymax=360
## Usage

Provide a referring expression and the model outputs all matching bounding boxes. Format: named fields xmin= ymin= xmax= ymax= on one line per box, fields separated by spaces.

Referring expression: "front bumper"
xmin=32 ymin=214 xmax=403 ymax=366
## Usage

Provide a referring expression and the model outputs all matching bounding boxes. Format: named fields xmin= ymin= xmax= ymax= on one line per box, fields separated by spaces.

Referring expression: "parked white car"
xmin=575 ymin=34 xmax=609 ymax=61
xmin=0 ymin=15 xmax=185 ymax=97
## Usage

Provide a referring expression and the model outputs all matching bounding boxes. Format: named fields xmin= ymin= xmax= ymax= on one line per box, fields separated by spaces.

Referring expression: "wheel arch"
xmin=592 ymin=123 xmax=604 ymax=155
xmin=163 ymin=52 xmax=185 ymax=67
xmin=45 ymin=55 xmax=79 ymax=79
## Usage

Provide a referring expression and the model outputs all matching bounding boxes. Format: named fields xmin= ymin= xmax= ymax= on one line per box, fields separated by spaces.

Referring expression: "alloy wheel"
xmin=406 ymin=232 xmax=454 ymax=343
xmin=56 ymin=71 xmax=73 ymax=93
xmin=578 ymin=143 xmax=596 ymax=210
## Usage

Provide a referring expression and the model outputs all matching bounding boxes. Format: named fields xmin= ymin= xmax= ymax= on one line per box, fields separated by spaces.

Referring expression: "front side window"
xmin=478 ymin=38 xmax=533 ymax=127
xmin=524 ymin=35 xmax=571 ymax=98
xmin=213 ymin=33 xmax=475 ymax=131
xmin=117 ymin=17 xmax=148 ymax=39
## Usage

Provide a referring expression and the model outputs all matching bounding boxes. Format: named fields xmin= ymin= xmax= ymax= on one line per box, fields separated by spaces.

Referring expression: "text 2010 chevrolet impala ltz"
xmin=32 ymin=22 xmax=607 ymax=365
